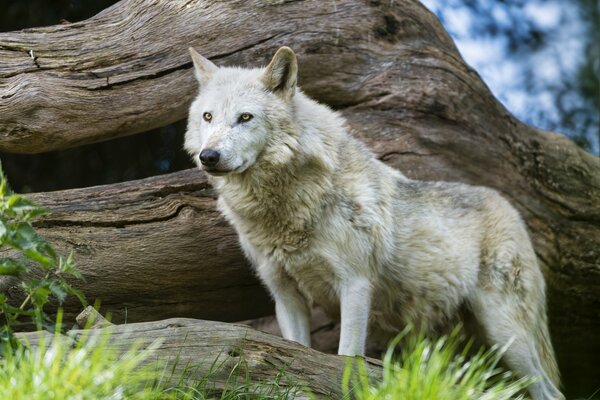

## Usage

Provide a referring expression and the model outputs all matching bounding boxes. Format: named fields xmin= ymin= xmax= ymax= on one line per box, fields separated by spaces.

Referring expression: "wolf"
xmin=184 ymin=46 xmax=564 ymax=400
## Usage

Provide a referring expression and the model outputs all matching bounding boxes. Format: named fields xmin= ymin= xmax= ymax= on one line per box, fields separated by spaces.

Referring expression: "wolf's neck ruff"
xmin=212 ymin=110 xmax=338 ymax=255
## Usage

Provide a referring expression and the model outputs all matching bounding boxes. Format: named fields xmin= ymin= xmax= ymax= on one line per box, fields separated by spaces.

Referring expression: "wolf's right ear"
xmin=189 ymin=47 xmax=218 ymax=86
xmin=261 ymin=47 xmax=298 ymax=100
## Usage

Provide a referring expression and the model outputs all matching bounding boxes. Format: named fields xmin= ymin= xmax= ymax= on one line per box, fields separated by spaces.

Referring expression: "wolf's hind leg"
xmin=338 ymin=276 xmax=372 ymax=356
xmin=470 ymin=291 xmax=564 ymax=400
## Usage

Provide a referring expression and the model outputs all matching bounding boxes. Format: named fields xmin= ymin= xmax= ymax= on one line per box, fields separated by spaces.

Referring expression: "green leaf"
xmin=0 ymin=258 xmax=26 ymax=276
xmin=8 ymin=223 xmax=56 ymax=267
xmin=70 ymin=287 xmax=87 ymax=307
xmin=23 ymin=249 xmax=53 ymax=269
xmin=30 ymin=285 xmax=51 ymax=309
xmin=60 ymin=279 xmax=87 ymax=307
xmin=49 ymin=280 xmax=67 ymax=303
xmin=2 ymin=302 xmax=35 ymax=317
xmin=0 ymin=218 xmax=7 ymax=243
xmin=41 ymin=242 xmax=57 ymax=262
xmin=6 ymin=195 xmax=48 ymax=220
xmin=0 ymin=168 xmax=11 ymax=197
xmin=58 ymin=254 xmax=81 ymax=278
xmin=10 ymin=222 xmax=39 ymax=251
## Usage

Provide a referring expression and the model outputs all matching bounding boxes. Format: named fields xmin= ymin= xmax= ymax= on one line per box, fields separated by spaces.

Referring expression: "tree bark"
xmin=0 ymin=0 xmax=448 ymax=154
xmin=0 ymin=0 xmax=598 ymax=396
xmin=17 ymin=316 xmax=382 ymax=399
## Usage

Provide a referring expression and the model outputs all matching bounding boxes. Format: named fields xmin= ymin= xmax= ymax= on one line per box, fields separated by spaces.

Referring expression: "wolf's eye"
xmin=238 ymin=113 xmax=253 ymax=123
xmin=203 ymin=112 xmax=212 ymax=122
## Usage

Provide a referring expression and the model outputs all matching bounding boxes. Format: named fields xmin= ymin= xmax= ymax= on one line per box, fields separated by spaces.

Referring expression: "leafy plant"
xmin=2 ymin=317 xmax=538 ymax=400
xmin=0 ymin=314 xmax=163 ymax=400
xmin=342 ymin=326 xmax=533 ymax=400
xmin=0 ymin=165 xmax=85 ymax=351
xmin=2 ymin=317 xmax=304 ymax=400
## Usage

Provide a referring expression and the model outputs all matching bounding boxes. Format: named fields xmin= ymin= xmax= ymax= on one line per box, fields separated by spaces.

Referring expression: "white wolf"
xmin=185 ymin=46 xmax=564 ymax=400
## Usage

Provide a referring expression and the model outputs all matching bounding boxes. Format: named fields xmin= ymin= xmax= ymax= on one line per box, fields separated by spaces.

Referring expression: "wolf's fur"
xmin=185 ymin=47 xmax=564 ymax=400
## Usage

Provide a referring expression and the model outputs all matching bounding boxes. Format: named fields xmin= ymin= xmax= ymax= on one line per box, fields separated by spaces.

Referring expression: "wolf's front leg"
xmin=274 ymin=290 xmax=311 ymax=347
xmin=256 ymin=262 xmax=311 ymax=347
xmin=338 ymin=276 xmax=372 ymax=356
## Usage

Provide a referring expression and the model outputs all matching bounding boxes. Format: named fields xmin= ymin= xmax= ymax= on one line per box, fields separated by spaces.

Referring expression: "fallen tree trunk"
xmin=17 ymin=315 xmax=382 ymax=399
xmin=0 ymin=0 xmax=598 ymax=397
xmin=0 ymin=0 xmax=450 ymax=154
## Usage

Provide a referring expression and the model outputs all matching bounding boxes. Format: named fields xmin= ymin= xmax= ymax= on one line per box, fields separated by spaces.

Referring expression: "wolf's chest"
xmin=219 ymin=190 xmax=318 ymax=252
xmin=273 ymin=249 xmax=340 ymax=312
xmin=227 ymin=209 xmax=339 ymax=310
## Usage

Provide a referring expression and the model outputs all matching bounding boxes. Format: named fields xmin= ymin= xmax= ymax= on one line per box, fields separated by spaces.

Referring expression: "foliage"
xmin=156 ymin=348 xmax=304 ymax=400
xmin=2 ymin=316 xmax=536 ymax=400
xmin=423 ymin=0 xmax=599 ymax=155
xmin=0 ymin=166 xmax=85 ymax=351
xmin=2 ymin=323 xmax=303 ymax=400
xmin=0 ymin=319 xmax=162 ymax=400
xmin=343 ymin=327 xmax=532 ymax=400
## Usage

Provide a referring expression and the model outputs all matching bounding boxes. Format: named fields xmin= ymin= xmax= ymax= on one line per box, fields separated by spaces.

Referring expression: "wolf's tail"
xmin=534 ymin=305 xmax=561 ymax=387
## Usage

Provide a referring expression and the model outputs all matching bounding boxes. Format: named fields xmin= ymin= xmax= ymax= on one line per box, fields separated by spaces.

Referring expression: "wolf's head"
xmin=185 ymin=47 xmax=299 ymax=176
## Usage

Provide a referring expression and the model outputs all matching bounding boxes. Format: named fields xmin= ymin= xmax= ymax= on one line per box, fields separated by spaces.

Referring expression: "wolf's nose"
xmin=199 ymin=149 xmax=220 ymax=167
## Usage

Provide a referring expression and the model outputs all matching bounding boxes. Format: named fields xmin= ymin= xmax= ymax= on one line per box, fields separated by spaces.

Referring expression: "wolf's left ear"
xmin=189 ymin=47 xmax=218 ymax=86
xmin=261 ymin=47 xmax=298 ymax=100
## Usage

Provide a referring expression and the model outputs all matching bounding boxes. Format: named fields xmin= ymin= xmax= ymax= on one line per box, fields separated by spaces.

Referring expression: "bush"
xmin=2 ymin=323 xmax=302 ymax=400
xmin=0 ymin=321 xmax=162 ymax=400
xmin=0 ymin=166 xmax=85 ymax=351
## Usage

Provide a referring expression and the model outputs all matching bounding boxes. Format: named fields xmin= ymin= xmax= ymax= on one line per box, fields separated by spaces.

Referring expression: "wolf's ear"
xmin=189 ymin=47 xmax=218 ymax=86
xmin=261 ymin=47 xmax=298 ymax=100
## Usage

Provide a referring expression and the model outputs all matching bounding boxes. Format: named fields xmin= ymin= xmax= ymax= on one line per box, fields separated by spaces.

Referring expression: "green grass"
xmin=156 ymin=347 xmax=304 ymax=400
xmin=1 ymin=322 xmax=304 ymax=400
xmin=2 ymin=334 xmax=155 ymax=399
xmin=1 ymin=324 xmax=533 ymax=400
xmin=343 ymin=327 xmax=532 ymax=400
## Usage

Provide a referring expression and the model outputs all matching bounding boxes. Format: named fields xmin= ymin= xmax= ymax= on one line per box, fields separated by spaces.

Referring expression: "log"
xmin=0 ymin=0 xmax=444 ymax=154
xmin=17 ymin=316 xmax=383 ymax=399
xmin=0 ymin=169 xmax=273 ymax=325
xmin=0 ymin=0 xmax=598 ymax=396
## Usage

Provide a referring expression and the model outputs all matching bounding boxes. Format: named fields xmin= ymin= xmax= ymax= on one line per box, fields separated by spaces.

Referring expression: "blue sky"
xmin=421 ymin=0 xmax=599 ymax=154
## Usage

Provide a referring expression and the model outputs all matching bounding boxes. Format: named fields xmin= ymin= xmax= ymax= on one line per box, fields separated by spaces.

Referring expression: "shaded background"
xmin=0 ymin=0 xmax=597 ymax=193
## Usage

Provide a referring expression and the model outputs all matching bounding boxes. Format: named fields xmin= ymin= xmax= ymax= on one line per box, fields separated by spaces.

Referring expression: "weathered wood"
xmin=76 ymin=305 xmax=114 ymax=328
xmin=0 ymin=0 xmax=442 ymax=154
xmin=17 ymin=317 xmax=383 ymax=399
xmin=0 ymin=0 xmax=598 ymax=396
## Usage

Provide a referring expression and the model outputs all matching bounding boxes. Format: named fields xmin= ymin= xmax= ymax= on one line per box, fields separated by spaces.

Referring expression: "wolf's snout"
xmin=199 ymin=149 xmax=220 ymax=167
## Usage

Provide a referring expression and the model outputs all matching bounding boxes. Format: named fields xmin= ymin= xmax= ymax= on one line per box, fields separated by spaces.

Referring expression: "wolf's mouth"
xmin=204 ymin=160 xmax=247 ymax=176
xmin=204 ymin=167 xmax=231 ymax=176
